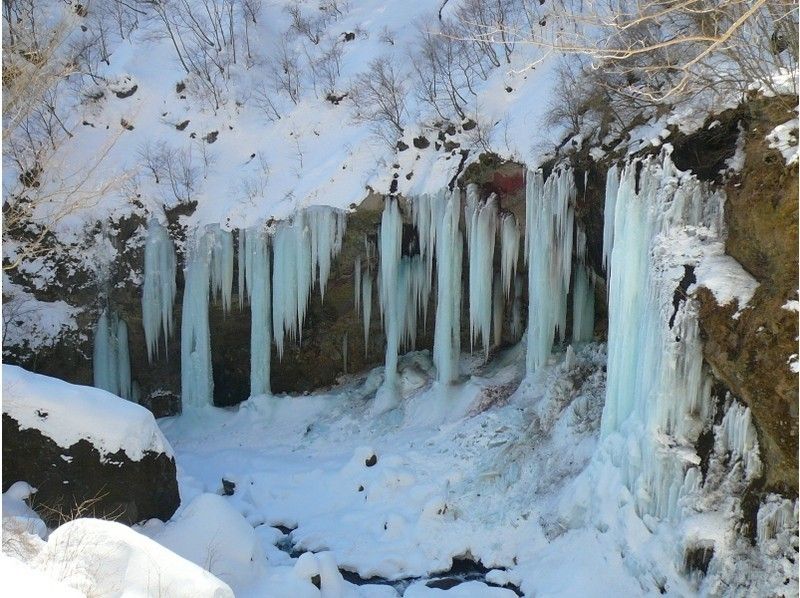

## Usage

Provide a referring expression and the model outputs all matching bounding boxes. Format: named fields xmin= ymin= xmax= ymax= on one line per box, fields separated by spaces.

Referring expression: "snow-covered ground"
xmin=4 ymin=341 xmax=797 ymax=597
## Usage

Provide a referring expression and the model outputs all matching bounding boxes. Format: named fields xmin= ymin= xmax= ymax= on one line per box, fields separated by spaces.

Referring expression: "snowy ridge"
xmin=2 ymin=364 xmax=173 ymax=460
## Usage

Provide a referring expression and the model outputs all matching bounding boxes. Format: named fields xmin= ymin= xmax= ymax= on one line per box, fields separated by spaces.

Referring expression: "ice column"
xmin=377 ymin=199 xmax=403 ymax=404
xmin=361 ymin=268 xmax=373 ymax=355
xmin=572 ymin=226 xmax=594 ymax=343
xmin=467 ymin=189 xmax=497 ymax=358
xmin=432 ymin=189 xmax=462 ymax=384
xmin=181 ymin=231 xmax=213 ymax=408
xmin=245 ymin=227 xmax=272 ymax=397
xmin=525 ymin=168 xmax=575 ymax=373
xmin=142 ymin=220 xmax=177 ymax=362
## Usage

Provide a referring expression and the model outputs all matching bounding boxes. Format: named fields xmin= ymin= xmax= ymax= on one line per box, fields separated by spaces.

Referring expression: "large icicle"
xmin=467 ymin=190 xmax=497 ymax=358
xmin=245 ymin=227 xmax=272 ymax=397
xmin=499 ymin=212 xmax=520 ymax=299
xmin=433 ymin=190 xmax=463 ymax=384
xmin=525 ymin=168 xmax=575 ymax=373
xmin=93 ymin=309 xmax=132 ymax=400
xmin=181 ymin=231 xmax=213 ymax=408
xmin=374 ymin=198 xmax=403 ymax=412
xmin=600 ymin=150 xmax=726 ymax=521
xmin=141 ymin=220 xmax=177 ymax=362
xmin=238 ymin=228 xmax=247 ymax=309
xmin=354 ymin=257 xmax=361 ymax=316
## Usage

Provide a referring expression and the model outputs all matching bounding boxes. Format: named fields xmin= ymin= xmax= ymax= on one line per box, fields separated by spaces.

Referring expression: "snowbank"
xmin=2 ymin=365 xmax=173 ymax=460
xmin=31 ymin=518 xmax=233 ymax=597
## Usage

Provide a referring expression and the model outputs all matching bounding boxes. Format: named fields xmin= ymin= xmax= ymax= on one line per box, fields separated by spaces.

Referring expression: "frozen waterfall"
xmin=600 ymin=150 xmax=741 ymax=520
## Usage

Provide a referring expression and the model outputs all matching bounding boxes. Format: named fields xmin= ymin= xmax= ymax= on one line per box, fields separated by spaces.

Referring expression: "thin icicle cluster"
xmin=93 ymin=309 xmax=132 ymax=401
xmin=208 ymin=225 xmax=234 ymax=314
xmin=378 ymin=199 xmax=403 ymax=394
xmin=757 ymin=497 xmax=798 ymax=544
xmin=525 ymin=168 xmax=575 ymax=373
xmin=600 ymin=150 xmax=727 ymax=521
xmin=181 ymin=232 xmax=213 ymax=408
xmin=272 ymin=209 xmax=347 ymax=360
xmin=243 ymin=227 xmax=272 ymax=397
xmin=466 ymin=187 xmax=497 ymax=358
xmin=361 ymin=267 xmax=373 ymax=355
xmin=142 ymin=220 xmax=177 ymax=362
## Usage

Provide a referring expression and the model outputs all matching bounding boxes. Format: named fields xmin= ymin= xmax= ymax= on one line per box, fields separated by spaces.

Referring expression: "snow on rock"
xmin=692 ymin=249 xmax=759 ymax=313
xmin=2 ymin=482 xmax=47 ymax=541
xmin=153 ymin=493 xmax=265 ymax=591
xmin=766 ymin=117 xmax=799 ymax=165
xmin=2 ymin=365 xmax=172 ymax=460
xmin=32 ymin=518 xmax=233 ymax=597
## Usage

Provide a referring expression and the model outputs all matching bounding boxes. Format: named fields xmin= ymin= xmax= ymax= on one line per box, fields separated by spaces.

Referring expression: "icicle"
xmin=757 ymin=498 xmax=798 ymax=544
xmin=492 ymin=272 xmax=504 ymax=348
xmin=499 ymin=212 xmax=520 ymax=299
xmin=374 ymin=199 xmax=403 ymax=411
xmin=208 ymin=225 xmax=234 ymax=314
xmin=511 ymin=274 xmax=523 ymax=340
xmin=93 ymin=309 xmax=120 ymax=396
xmin=246 ymin=227 xmax=271 ymax=397
xmin=433 ymin=189 xmax=462 ymax=384
xmin=525 ymin=168 xmax=575 ymax=373
xmin=271 ymin=207 xmax=347 ymax=359
xmin=467 ymin=193 xmax=498 ymax=358
xmin=354 ymin=257 xmax=361 ymax=316
xmin=116 ymin=318 xmax=131 ymax=401
xmin=362 ymin=269 xmax=373 ymax=356
xmin=142 ymin=220 xmax=177 ymax=362
xmin=238 ymin=228 xmax=247 ymax=309
xmin=572 ymin=265 xmax=594 ymax=343
xmin=181 ymin=231 xmax=213 ymax=408
xmin=602 ymin=165 xmax=619 ymax=272
xmin=94 ymin=309 xmax=132 ymax=400
xmin=342 ymin=333 xmax=348 ymax=374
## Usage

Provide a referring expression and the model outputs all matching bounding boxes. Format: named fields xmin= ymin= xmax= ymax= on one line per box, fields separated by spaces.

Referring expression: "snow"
xmin=691 ymin=251 xmax=759 ymax=314
xmin=2 ymin=364 xmax=173 ymax=460
xmin=766 ymin=117 xmax=799 ymax=166
xmin=33 ymin=519 xmax=234 ymax=597
xmin=1 ymin=555 xmax=83 ymax=598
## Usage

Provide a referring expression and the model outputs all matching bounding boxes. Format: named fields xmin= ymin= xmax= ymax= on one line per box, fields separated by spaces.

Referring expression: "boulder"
xmin=2 ymin=365 xmax=180 ymax=526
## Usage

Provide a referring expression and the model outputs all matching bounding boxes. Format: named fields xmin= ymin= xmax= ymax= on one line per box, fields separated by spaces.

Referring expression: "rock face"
xmin=2 ymin=366 xmax=180 ymax=526
xmin=696 ymin=97 xmax=799 ymax=495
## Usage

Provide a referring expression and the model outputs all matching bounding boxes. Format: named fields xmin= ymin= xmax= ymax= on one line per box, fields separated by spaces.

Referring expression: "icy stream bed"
xmin=145 ymin=344 xmax=665 ymax=597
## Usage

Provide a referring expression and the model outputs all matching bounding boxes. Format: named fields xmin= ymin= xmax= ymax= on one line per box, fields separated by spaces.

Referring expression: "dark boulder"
xmin=3 ymin=413 xmax=180 ymax=527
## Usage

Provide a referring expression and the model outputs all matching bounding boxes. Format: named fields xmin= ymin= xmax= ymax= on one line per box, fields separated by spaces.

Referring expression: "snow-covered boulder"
xmin=154 ymin=493 xmax=266 ymax=590
xmin=2 ymin=365 xmax=179 ymax=525
xmin=32 ymin=518 xmax=233 ymax=597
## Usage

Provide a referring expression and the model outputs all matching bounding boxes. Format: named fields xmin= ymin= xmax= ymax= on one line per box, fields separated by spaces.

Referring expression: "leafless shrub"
xmin=349 ymin=56 xmax=409 ymax=144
